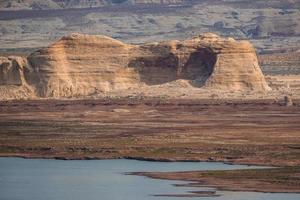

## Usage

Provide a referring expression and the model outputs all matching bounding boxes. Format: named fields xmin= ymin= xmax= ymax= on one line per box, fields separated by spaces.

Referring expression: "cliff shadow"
xmin=182 ymin=48 xmax=216 ymax=87
xmin=128 ymin=53 xmax=179 ymax=85
xmin=128 ymin=48 xmax=216 ymax=87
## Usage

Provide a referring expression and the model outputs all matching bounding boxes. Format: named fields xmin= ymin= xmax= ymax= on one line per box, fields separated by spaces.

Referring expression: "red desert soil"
xmin=0 ymin=98 xmax=300 ymax=193
xmin=0 ymin=98 xmax=299 ymax=165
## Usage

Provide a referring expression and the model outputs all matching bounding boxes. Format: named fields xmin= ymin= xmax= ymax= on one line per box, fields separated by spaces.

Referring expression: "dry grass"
xmin=0 ymin=99 xmax=299 ymax=167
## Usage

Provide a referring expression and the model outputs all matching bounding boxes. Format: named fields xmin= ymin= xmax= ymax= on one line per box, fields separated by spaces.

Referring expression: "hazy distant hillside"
xmin=0 ymin=0 xmax=299 ymax=55
xmin=0 ymin=0 xmax=187 ymax=10
xmin=0 ymin=0 xmax=60 ymax=10
xmin=1 ymin=0 xmax=300 ymax=10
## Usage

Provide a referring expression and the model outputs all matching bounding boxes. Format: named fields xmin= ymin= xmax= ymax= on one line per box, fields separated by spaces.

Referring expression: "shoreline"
xmin=0 ymin=154 xmax=278 ymax=167
xmin=1 ymin=99 xmax=299 ymax=195
xmin=1 ymin=156 xmax=299 ymax=195
xmin=131 ymin=167 xmax=300 ymax=194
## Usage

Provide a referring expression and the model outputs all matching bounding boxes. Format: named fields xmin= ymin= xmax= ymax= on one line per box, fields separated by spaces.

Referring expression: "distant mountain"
xmin=0 ymin=0 xmax=299 ymax=54
xmin=0 ymin=0 xmax=186 ymax=10
xmin=0 ymin=0 xmax=60 ymax=10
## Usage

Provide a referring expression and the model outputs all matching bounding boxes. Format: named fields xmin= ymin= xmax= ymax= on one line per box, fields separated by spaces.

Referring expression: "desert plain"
xmin=0 ymin=0 xmax=300 ymax=197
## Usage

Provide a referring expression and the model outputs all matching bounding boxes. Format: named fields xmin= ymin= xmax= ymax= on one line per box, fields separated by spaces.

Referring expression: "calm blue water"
xmin=0 ymin=158 xmax=299 ymax=200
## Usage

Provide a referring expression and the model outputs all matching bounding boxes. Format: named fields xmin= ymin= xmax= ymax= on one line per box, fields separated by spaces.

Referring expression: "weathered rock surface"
xmin=0 ymin=56 xmax=27 ymax=86
xmin=0 ymin=56 xmax=36 ymax=99
xmin=0 ymin=33 xmax=270 ymax=99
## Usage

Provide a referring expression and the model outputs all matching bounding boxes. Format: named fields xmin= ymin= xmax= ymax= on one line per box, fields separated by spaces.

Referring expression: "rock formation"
xmin=0 ymin=56 xmax=27 ymax=86
xmin=0 ymin=56 xmax=36 ymax=99
xmin=0 ymin=33 xmax=270 ymax=99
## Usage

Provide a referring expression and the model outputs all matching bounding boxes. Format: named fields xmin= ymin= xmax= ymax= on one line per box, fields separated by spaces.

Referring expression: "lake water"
xmin=0 ymin=158 xmax=299 ymax=200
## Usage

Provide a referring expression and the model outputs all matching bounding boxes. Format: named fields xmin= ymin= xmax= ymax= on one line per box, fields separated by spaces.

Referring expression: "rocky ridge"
xmin=0 ymin=33 xmax=270 ymax=99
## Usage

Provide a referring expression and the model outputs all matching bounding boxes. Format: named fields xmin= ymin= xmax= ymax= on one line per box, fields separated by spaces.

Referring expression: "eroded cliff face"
xmin=0 ymin=56 xmax=36 ymax=99
xmin=0 ymin=56 xmax=27 ymax=85
xmin=28 ymin=34 xmax=138 ymax=97
xmin=0 ymin=33 xmax=270 ymax=99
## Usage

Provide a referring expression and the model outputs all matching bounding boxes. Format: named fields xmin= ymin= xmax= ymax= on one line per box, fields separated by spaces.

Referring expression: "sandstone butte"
xmin=0 ymin=33 xmax=270 ymax=100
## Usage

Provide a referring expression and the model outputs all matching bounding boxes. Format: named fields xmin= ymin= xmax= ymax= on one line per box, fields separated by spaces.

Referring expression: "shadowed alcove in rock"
xmin=128 ymin=47 xmax=217 ymax=87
